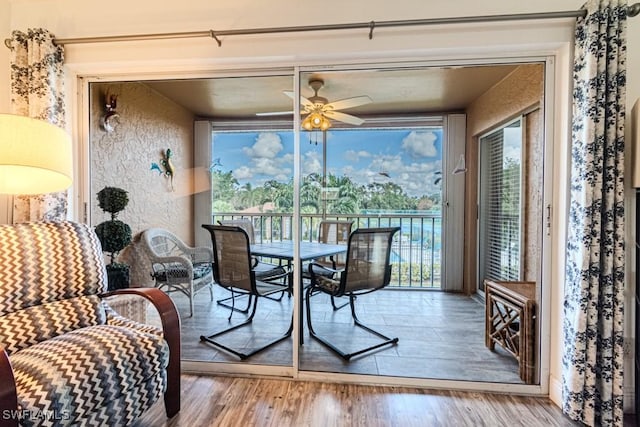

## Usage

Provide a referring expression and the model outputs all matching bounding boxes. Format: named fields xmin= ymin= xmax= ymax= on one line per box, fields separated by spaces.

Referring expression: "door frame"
xmin=73 ymin=52 xmax=559 ymax=397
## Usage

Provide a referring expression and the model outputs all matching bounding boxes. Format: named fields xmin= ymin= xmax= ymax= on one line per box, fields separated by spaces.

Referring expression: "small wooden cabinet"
xmin=485 ymin=279 xmax=537 ymax=384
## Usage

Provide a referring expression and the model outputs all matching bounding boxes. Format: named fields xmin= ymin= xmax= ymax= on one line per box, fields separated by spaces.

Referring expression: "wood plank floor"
xmin=123 ymin=288 xmax=637 ymax=426
xmin=134 ymin=374 xmax=579 ymax=427
xmin=158 ymin=287 xmax=523 ymax=383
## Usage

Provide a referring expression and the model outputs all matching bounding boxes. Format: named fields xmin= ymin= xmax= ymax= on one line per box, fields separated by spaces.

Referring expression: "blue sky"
xmin=212 ymin=128 xmax=443 ymax=198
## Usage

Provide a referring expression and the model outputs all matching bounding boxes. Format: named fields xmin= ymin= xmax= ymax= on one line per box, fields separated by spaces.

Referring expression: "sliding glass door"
xmin=86 ymin=58 xmax=548 ymax=387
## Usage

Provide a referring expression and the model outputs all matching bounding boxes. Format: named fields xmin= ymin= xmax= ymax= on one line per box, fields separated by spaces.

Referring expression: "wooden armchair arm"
xmin=101 ymin=287 xmax=181 ymax=418
xmin=0 ymin=347 xmax=18 ymax=427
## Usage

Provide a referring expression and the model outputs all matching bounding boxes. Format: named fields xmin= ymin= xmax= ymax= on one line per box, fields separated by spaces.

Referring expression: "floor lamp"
xmin=0 ymin=114 xmax=72 ymax=198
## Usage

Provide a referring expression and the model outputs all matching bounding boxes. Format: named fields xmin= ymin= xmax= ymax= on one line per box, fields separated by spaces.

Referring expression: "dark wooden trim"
xmin=0 ymin=348 xmax=18 ymax=427
xmin=103 ymin=288 xmax=181 ymax=417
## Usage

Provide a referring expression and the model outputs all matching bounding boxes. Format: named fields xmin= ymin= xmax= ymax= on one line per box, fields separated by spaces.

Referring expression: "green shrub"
xmin=97 ymin=187 xmax=129 ymax=216
xmin=95 ymin=186 xmax=132 ymax=265
xmin=95 ymin=220 xmax=132 ymax=255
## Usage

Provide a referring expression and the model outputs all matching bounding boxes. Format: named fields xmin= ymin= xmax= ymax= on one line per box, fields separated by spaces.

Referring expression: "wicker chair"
xmin=0 ymin=221 xmax=180 ymax=427
xmin=200 ymin=224 xmax=291 ymax=360
xmin=303 ymin=220 xmax=354 ymax=310
xmin=305 ymin=226 xmax=400 ymax=361
xmin=141 ymin=228 xmax=214 ymax=317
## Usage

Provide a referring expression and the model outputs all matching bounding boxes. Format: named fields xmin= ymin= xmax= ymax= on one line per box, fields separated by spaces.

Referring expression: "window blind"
xmin=479 ymin=121 xmax=521 ymax=282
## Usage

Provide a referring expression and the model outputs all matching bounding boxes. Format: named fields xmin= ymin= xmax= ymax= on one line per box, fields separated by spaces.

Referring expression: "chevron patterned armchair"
xmin=0 ymin=221 xmax=180 ymax=427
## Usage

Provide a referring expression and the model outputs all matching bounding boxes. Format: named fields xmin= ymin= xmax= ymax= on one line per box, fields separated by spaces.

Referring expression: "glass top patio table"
xmin=250 ymin=240 xmax=347 ymax=261
xmin=250 ymin=240 xmax=347 ymax=345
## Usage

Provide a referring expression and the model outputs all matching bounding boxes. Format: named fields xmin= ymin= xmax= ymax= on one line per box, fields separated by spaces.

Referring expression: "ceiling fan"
xmin=257 ymin=78 xmax=372 ymax=131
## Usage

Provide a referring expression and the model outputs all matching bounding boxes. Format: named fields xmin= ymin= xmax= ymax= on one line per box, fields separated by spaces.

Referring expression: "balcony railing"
xmin=212 ymin=212 xmax=441 ymax=289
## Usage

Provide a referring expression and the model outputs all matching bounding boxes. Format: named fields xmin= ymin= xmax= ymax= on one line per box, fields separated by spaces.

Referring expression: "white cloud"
xmin=233 ymin=166 xmax=253 ymax=180
xmin=233 ymin=133 xmax=294 ymax=183
xmin=232 ymin=130 xmax=443 ymax=198
xmin=344 ymin=150 xmax=372 ymax=162
xmin=253 ymin=157 xmax=290 ymax=177
xmin=392 ymin=161 xmax=442 ymax=196
xmin=302 ymin=151 xmax=322 ymax=175
xmin=401 ymin=131 xmax=438 ymax=158
xmin=340 ymin=156 xmax=442 ymax=197
xmin=370 ymin=155 xmax=404 ymax=174
xmin=242 ymin=132 xmax=283 ymax=159
xmin=234 ymin=146 xmax=293 ymax=184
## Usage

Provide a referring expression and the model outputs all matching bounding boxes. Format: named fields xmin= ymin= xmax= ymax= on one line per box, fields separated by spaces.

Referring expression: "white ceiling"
xmin=143 ymin=64 xmax=521 ymax=121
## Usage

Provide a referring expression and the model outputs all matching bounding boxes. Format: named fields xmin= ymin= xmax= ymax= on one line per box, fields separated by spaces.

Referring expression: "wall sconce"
xmin=100 ymin=93 xmax=120 ymax=133
xmin=0 ymin=114 xmax=73 ymax=194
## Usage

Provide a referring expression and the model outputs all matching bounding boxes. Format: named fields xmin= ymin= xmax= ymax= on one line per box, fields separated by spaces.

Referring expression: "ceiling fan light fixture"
xmin=301 ymin=112 xmax=332 ymax=131
xmin=301 ymin=115 xmax=313 ymax=131
xmin=311 ymin=113 xmax=323 ymax=127
xmin=319 ymin=116 xmax=331 ymax=131
xmin=279 ymin=77 xmax=372 ymax=129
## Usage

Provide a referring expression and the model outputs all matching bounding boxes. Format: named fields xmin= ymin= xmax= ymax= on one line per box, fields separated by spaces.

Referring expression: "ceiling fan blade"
xmin=255 ymin=111 xmax=294 ymax=116
xmin=283 ymin=91 xmax=314 ymax=108
xmin=323 ymin=110 xmax=365 ymax=126
xmin=325 ymin=95 xmax=372 ymax=111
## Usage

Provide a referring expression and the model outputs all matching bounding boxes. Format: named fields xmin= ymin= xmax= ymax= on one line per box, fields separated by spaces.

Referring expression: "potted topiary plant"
xmin=95 ymin=186 xmax=132 ymax=290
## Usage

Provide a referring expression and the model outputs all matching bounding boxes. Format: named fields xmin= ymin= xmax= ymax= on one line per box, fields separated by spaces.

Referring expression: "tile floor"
xmin=141 ymin=284 xmax=526 ymax=384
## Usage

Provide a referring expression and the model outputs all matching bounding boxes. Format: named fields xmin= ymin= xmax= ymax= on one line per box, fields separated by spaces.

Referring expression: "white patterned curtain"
xmin=8 ymin=28 xmax=68 ymax=222
xmin=563 ymin=0 xmax=627 ymax=426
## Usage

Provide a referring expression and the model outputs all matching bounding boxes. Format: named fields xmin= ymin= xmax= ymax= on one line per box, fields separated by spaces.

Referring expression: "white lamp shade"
xmin=0 ymin=114 xmax=73 ymax=195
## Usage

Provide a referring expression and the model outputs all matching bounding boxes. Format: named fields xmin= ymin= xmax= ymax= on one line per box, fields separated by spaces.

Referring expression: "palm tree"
xmin=326 ymin=174 xmax=359 ymax=214
xmin=237 ymin=182 xmax=255 ymax=210
xmin=300 ymin=173 xmax=321 ymax=213
xmin=268 ymin=180 xmax=293 ymax=212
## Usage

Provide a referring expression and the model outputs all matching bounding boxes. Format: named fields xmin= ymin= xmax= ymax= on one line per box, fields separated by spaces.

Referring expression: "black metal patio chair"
xmin=305 ymin=226 xmax=401 ymax=361
xmin=303 ymin=219 xmax=354 ymax=310
xmin=200 ymin=224 xmax=291 ymax=360
xmin=216 ymin=218 xmax=289 ymax=313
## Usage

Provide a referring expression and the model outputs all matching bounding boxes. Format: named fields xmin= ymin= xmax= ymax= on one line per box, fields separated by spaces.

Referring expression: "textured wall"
xmin=463 ymin=64 xmax=545 ymax=293
xmin=524 ymin=108 xmax=543 ymax=283
xmin=466 ymin=64 xmax=544 ymax=137
xmin=90 ymin=82 xmax=195 ymax=285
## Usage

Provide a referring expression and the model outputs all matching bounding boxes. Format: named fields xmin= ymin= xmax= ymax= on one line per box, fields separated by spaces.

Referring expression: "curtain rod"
xmin=4 ymin=4 xmax=640 ymax=49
